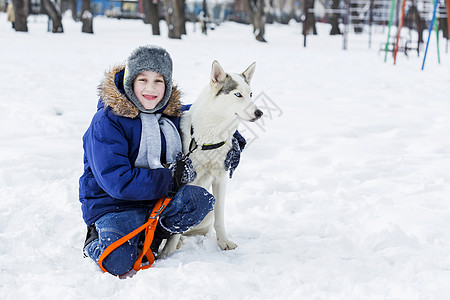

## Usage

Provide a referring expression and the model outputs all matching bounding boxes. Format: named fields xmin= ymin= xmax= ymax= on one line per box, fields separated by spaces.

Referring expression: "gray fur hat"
xmin=123 ymin=45 xmax=173 ymax=114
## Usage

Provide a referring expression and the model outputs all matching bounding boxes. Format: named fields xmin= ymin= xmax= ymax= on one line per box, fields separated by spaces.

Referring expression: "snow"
xmin=1 ymin=13 xmax=450 ymax=299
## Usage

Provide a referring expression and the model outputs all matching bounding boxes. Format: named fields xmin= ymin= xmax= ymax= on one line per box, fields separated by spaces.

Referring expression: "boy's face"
xmin=133 ymin=71 xmax=165 ymax=110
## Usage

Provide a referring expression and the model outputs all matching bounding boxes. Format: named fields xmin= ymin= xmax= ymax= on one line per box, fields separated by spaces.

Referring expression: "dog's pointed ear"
xmin=211 ymin=60 xmax=226 ymax=88
xmin=242 ymin=62 xmax=256 ymax=84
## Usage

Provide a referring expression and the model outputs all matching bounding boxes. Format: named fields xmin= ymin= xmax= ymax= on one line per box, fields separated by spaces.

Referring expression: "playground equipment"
xmin=382 ymin=0 xmax=448 ymax=68
xmin=421 ymin=0 xmax=440 ymax=69
xmin=302 ymin=0 xmax=449 ymax=68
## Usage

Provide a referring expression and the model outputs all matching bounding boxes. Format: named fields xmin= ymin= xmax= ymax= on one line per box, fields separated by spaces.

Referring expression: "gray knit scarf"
xmin=134 ymin=113 xmax=182 ymax=169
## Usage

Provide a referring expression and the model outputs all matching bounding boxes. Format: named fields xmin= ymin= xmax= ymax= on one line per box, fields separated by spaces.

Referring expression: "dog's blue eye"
xmin=234 ymin=92 xmax=242 ymax=98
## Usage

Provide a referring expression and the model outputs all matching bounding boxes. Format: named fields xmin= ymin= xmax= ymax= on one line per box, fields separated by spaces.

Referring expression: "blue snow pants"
xmin=84 ymin=185 xmax=215 ymax=275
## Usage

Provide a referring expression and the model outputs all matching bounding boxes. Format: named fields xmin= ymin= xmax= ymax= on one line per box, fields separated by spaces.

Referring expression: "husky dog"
xmin=158 ymin=61 xmax=263 ymax=258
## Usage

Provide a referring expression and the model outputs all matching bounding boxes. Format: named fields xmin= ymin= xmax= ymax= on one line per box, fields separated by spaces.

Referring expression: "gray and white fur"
xmin=158 ymin=61 xmax=263 ymax=258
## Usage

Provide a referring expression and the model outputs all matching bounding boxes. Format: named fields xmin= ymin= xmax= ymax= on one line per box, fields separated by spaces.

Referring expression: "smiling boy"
xmin=79 ymin=45 xmax=216 ymax=277
xmin=133 ymin=71 xmax=166 ymax=110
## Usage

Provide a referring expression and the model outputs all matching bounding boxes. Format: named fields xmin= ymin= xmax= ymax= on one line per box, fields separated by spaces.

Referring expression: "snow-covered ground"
xmin=1 ymin=13 xmax=449 ymax=299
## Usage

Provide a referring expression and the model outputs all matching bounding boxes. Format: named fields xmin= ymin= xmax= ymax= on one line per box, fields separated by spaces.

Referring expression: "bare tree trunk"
xmin=12 ymin=0 xmax=28 ymax=32
xmin=164 ymin=0 xmax=181 ymax=38
xmin=42 ymin=0 xmax=64 ymax=33
xmin=171 ymin=0 xmax=182 ymax=37
xmin=247 ymin=0 xmax=267 ymax=42
xmin=164 ymin=0 xmax=174 ymax=38
xmin=200 ymin=0 xmax=208 ymax=34
xmin=143 ymin=0 xmax=161 ymax=34
xmin=254 ymin=0 xmax=266 ymax=41
xmin=177 ymin=0 xmax=186 ymax=35
xmin=329 ymin=0 xmax=341 ymax=35
xmin=143 ymin=0 xmax=151 ymax=24
xmin=149 ymin=0 xmax=161 ymax=35
xmin=81 ymin=0 xmax=93 ymax=34
xmin=303 ymin=0 xmax=317 ymax=36
xmin=68 ymin=0 xmax=77 ymax=21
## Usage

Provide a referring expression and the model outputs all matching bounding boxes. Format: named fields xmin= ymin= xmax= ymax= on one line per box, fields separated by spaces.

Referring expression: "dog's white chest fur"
xmin=180 ymin=110 xmax=233 ymax=174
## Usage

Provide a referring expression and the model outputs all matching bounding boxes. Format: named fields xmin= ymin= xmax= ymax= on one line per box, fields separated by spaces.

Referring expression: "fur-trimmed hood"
xmin=97 ymin=64 xmax=182 ymax=118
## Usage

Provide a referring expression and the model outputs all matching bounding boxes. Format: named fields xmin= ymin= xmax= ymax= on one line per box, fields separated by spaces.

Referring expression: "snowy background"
xmin=1 ymin=13 xmax=449 ymax=299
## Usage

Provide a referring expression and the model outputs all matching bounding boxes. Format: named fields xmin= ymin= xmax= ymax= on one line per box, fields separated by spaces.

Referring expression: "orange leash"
xmin=98 ymin=197 xmax=172 ymax=275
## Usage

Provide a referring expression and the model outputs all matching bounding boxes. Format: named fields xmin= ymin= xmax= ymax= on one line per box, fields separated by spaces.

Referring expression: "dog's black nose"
xmin=254 ymin=109 xmax=263 ymax=119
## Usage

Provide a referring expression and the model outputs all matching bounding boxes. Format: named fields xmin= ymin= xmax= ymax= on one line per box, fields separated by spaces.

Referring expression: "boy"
xmin=80 ymin=46 xmax=221 ymax=276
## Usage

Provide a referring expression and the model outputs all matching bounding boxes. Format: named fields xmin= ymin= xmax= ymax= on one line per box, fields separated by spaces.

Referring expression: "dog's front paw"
xmin=156 ymin=251 xmax=171 ymax=259
xmin=158 ymin=244 xmax=178 ymax=260
xmin=217 ymin=238 xmax=238 ymax=250
xmin=157 ymin=234 xmax=181 ymax=259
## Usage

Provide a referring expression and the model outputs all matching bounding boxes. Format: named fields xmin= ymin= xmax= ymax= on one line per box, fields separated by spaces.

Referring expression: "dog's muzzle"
xmin=250 ymin=109 xmax=263 ymax=122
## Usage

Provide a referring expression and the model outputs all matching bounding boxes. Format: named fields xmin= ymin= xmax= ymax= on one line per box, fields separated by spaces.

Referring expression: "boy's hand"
xmin=224 ymin=131 xmax=247 ymax=178
xmin=170 ymin=153 xmax=197 ymax=192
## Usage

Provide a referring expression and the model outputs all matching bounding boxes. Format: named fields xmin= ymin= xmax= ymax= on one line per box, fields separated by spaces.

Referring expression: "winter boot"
xmin=83 ymin=224 xmax=99 ymax=257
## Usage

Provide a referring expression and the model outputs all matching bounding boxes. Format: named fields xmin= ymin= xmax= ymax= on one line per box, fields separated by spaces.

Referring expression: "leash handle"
xmin=97 ymin=197 xmax=171 ymax=275
xmin=133 ymin=197 xmax=171 ymax=271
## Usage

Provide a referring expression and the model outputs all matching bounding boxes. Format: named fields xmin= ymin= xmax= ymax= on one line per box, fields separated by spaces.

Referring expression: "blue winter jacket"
xmin=79 ymin=66 xmax=184 ymax=225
